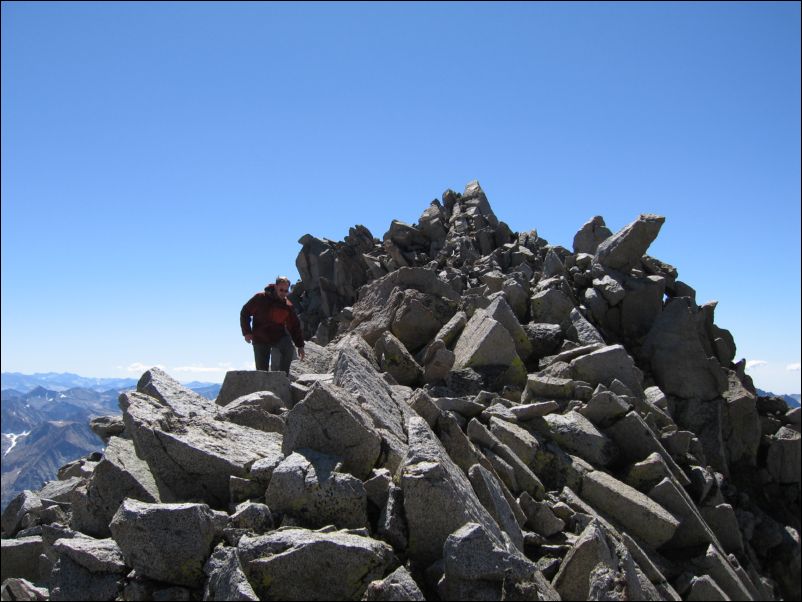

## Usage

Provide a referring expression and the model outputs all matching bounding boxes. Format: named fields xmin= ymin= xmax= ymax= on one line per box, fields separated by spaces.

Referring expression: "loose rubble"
xmin=2 ymin=181 xmax=799 ymax=601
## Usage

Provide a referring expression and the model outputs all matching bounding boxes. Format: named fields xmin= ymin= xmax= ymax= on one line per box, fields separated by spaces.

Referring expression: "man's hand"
xmin=244 ymin=334 xmax=253 ymax=344
xmin=298 ymin=347 xmax=305 ymax=361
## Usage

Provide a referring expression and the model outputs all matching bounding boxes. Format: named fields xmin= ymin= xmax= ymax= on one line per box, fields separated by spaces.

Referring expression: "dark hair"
xmin=275 ymin=276 xmax=291 ymax=287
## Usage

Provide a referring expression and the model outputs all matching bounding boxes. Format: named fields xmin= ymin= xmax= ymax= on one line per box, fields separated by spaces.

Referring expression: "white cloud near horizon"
xmin=172 ymin=365 xmax=227 ymax=374
xmin=787 ymin=362 xmax=801 ymax=372
xmin=121 ymin=362 xmax=234 ymax=375
xmin=124 ymin=362 xmax=166 ymax=373
xmin=746 ymin=360 xmax=769 ymax=370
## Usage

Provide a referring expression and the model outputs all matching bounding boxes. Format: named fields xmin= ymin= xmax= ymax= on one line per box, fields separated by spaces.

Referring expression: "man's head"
xmin=274 ymin=276 xmax=291 ymax=300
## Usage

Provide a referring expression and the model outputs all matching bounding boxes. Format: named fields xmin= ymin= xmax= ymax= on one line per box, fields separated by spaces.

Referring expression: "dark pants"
xmin=253 ymin=334 xmax=295 ymax=374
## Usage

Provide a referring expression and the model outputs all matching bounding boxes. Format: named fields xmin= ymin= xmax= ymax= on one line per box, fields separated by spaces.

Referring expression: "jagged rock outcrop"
xmin=2 ymin=181 xmax=799 ymax=601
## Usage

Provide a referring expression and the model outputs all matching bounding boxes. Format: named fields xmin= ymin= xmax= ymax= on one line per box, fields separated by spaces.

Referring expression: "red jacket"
xmin=240 ymin=284 xmax=305 ymax=347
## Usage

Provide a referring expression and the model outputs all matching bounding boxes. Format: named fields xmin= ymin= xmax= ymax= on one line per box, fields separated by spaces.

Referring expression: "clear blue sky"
xmin=2 ymin=2 xmax=800 ymax=393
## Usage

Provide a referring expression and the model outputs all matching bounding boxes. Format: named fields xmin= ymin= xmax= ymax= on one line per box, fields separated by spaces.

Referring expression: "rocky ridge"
xmin=1 ymin=181 xmax=800 ymax=601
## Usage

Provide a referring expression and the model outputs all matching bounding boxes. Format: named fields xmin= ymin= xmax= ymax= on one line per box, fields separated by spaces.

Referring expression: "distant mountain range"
xmin=1 ymin=371 xmax=139 ymax=392
xmin=755 ymin=388 xmax=801 ymax=408
xmin=1 ymin=372 xmax=221 ymax=510
xmin=1 ymin=371 xmax=220 ymax=393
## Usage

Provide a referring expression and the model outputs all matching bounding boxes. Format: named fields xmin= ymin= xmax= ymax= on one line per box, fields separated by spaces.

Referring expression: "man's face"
xmin=275 ymin=282 xmax=290 ymax=300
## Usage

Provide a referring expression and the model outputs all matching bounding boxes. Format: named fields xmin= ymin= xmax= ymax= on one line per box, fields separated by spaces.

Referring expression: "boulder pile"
xmin=2 ymin=181 xmax=800 ymax=601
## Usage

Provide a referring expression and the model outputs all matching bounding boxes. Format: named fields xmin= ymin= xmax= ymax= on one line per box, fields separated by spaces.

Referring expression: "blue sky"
xmin=2 ymin=2 xmax=800 ymax=393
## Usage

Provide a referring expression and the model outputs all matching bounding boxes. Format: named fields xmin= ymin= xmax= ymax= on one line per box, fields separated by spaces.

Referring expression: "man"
xmin=240 ymin=276 xmax=306 ymax=373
